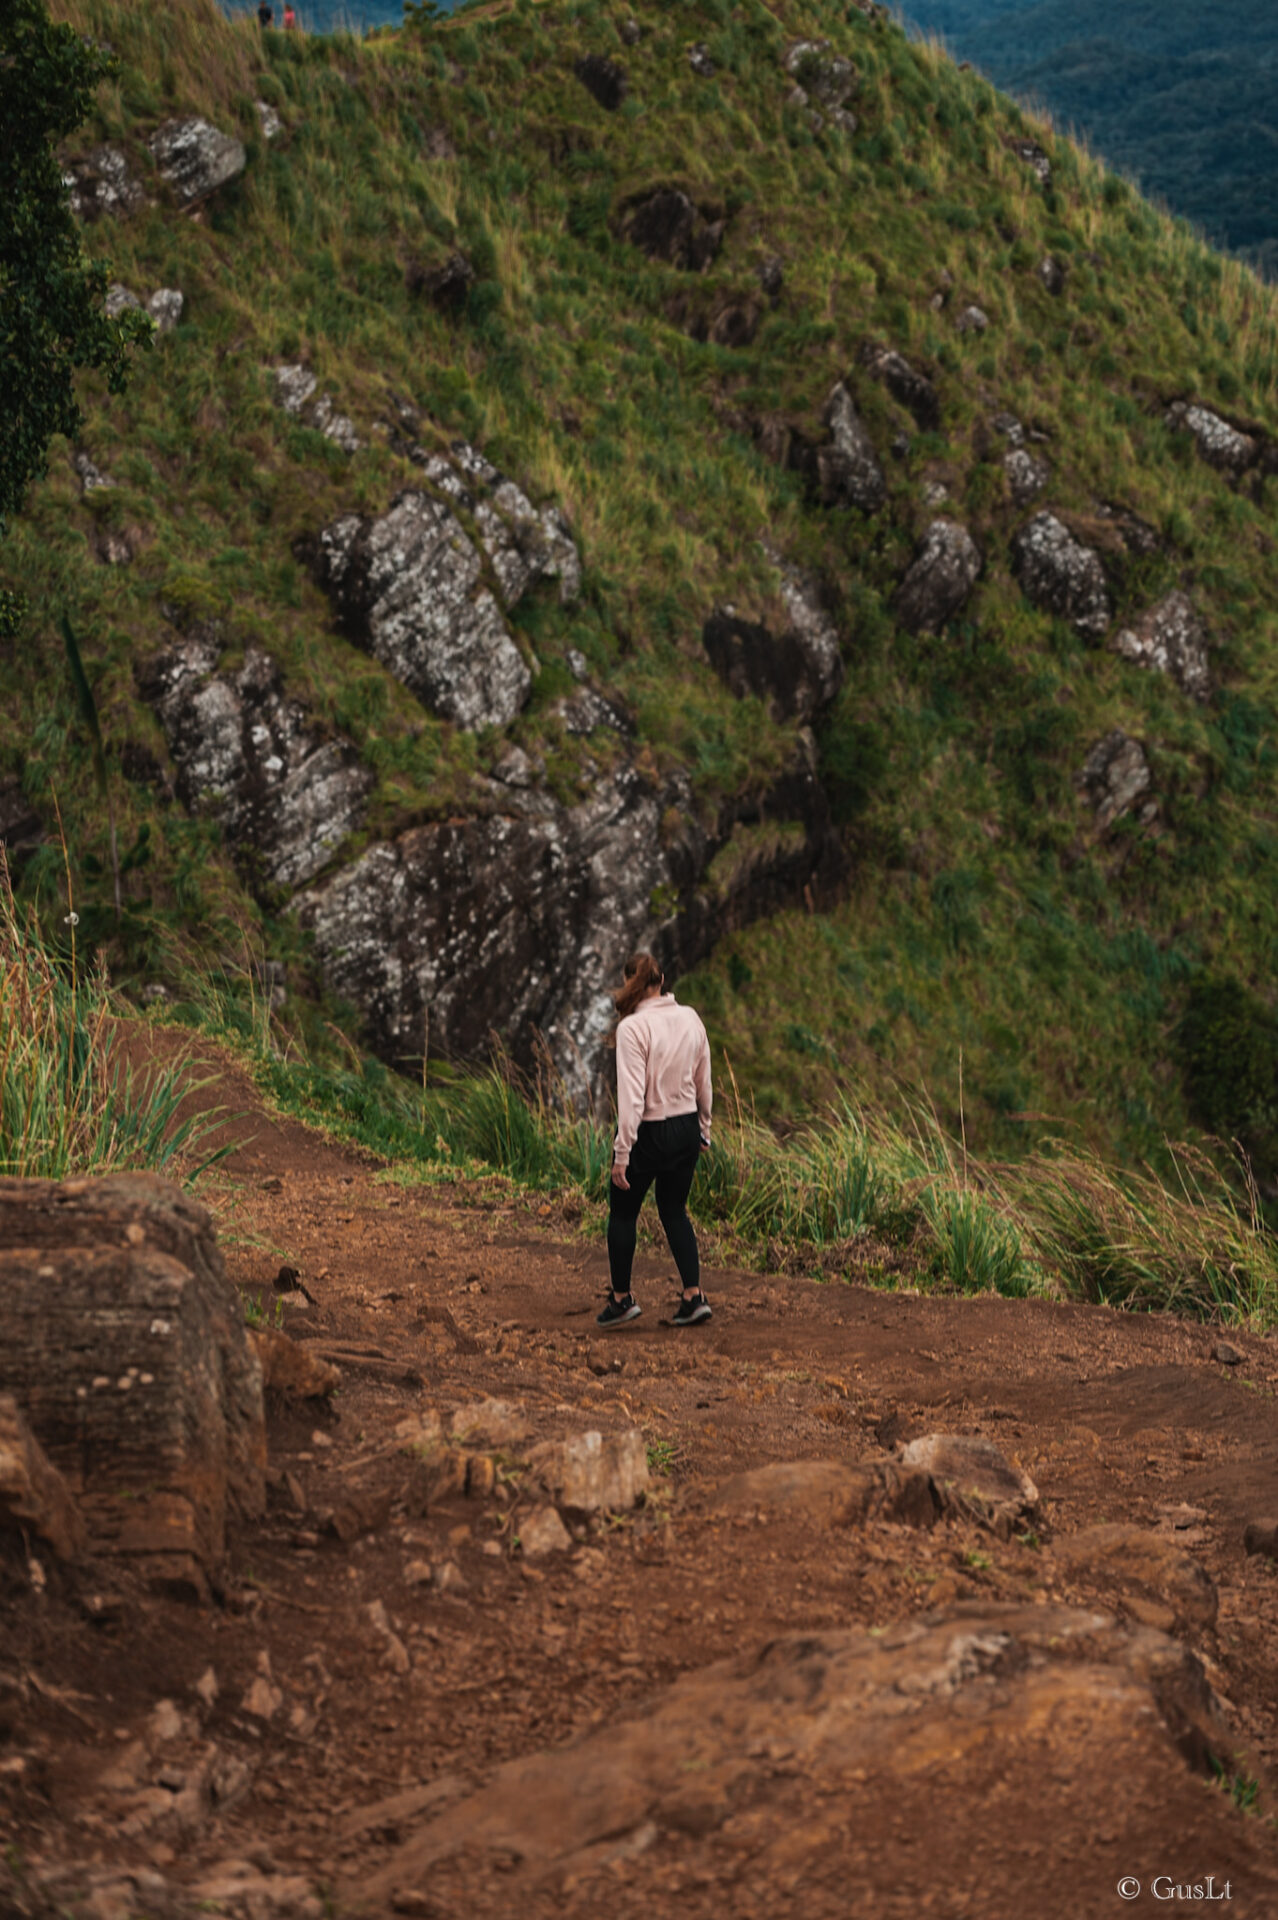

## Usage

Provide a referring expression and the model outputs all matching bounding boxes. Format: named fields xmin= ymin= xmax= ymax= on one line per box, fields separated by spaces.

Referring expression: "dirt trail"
xmin=4 ymin=1058 xmax=1278 ymax=1918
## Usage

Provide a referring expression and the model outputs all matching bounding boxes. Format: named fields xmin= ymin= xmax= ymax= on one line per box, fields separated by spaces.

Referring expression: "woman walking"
xmin=598 ymin=952 xmax=713 ymax=1330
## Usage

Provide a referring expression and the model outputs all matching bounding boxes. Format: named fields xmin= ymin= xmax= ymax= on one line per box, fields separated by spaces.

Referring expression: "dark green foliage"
xmin=1177 ymin=976 xmax=1278 ymax=1173
xmin=0 ymin=0 xmax=150 ymax=529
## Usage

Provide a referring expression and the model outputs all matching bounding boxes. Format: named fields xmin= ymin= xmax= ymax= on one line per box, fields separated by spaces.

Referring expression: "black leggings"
xmin=608 ymin=1111 xmax=702 ymax=1294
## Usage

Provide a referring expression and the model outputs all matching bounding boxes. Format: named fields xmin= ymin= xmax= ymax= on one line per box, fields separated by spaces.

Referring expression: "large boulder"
xmin=1011 ymin=511 xmax=1111 ymax=637
xmin=353 ymin=1604 xmax=1240 ymax=1913
xmin=703 ymin=560 xmax=843 ymax=723
xmin=0 ymin=1176 xmax=265 ymax=1581
xmin=1112 ymin=591 xmax=1210 ymax=701
xmin=64 ymin=144 xmax=145 ymax=219
xmin=1077 ymin=730 xmax=1156 ymax=832
xmin=619 ymin=188 xmax=724 ymax=272
xmin=316 ymin=492 xmax=532 ymax=730
xmin=817 ymin=383 xmax=886 ymax=510
xmin=138 ymin=633 xmax=372 ymax=892
xmin=892 ymin=520 xmax=981 ymax=635
xmin=148 ymin=117 xmax=246 ymax=206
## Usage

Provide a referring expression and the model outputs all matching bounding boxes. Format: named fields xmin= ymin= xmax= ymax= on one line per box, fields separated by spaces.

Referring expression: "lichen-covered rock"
xmin=818 ymin=382 xmax=886 ymax=511
xmin=271 ymin=364 xmax=358 ymax=451
xmin=317 ymin=492 xmax=531 ymax=730
xmin=1012 ymin=512 xmax=1111 ymax=637
xmin=147 ymin=288 xmax=184 ymax=333
xmin=1004 ymin=445 xmax=1050 ymax=504
xmin=704 ymin=562 xmax=843 ymax=722
xmin=574 ymin=53 xmax=628 ymax=109
xmin=619 ymin=188 xmax=724 ymax=272
xmin=1165 ymin=400 xmax=1259 ymax=475
xmin=892 ymin=519 xmax=981 ymax=635
xmin=1113 ymin=592 xmax=1210 ymax=701
xmin=1077 ymin=730 xmax=1156 ymax=831
xmin=138 ymin=633 xmax=371 ymax=890
xmin=858 ymin=343 xmax=940 ymax=431
xmin=148 ymin=117 xmax=246 ymax=206
xmin=783 ymin=39 xmax=858 ymax=107
xmin=64 ymin=145 xmax=145 ymax=219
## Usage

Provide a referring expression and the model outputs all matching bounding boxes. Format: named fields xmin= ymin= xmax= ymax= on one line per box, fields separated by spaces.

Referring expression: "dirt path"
xmin=4 ymin=1062 xmax=1278 ymax=1918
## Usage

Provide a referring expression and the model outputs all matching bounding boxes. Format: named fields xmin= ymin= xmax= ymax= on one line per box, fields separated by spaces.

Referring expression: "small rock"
xmin=466 ymin=1455 xmax=496 ymax=1499
xmin=105 ymin=282 xmax=141 ymax=318
xmin=619 ymin=188 xmax=723 ymax=273
xmin=955 ymin=304 xmax=989 ymax=335
xmin=1243 ymin=1519 xmax=1278 ymax=1559
xmin=1037 ymin=255 xmax=1066 ymax=295
xmin=859 ymin=343 xmax=940 ymax=431
xmin=899 ymin=1434 xmax=1037 ymax=1536
xmin=249 ymin=1328 xmax=340 ymax=1399
xmin=449 ymin=1398 xmax=529 ymax=1447
xmin=149 ymin=116 xmax=246 ymax=206
xmin=65 ymin=144 xmax=146 ymax=220
xmin=818 ymin=381 xmax=886 ymax=511
xmin=1004 ymin=446 xmax=1050 ymax=505
xmin=432 ymin=1558 xmax=468 ymax=1593
xmin=892 ymin=520 xmax=981 ymax=636
xmin=1010 ymin=138 xmax=1052 ymax=187
xmin=519 ymin=1505 xmax=572 ymax=1558
xmin=1077 ymin=731 xmax=1155 ymax=833
xmin=148 ymin=1699 xmax=183 ymax=1744
xmin=688 ymin=43 xmax=716 ymax=77
xmin=310 ymin=1429 xmax=333 ymax=1450
xmin=526 ymin=1429 xmax=650 ymax=1516
xmin=1165 ymin=400 xmax=1258 ymax=476
xmin=72 ymin=450 xmax=113 ymax=493
xmin=403 ymin=1559 xmax=433 ymax=1587
xmin=1113 ymin=592 xmax=1210 ymax=702
xmin=255 ymin=99 xmax=283 ymax=141
xmin=1211 ymin=1339 xmax=1243 ymax=1366
xmin=1011 ymin=511 xmax=1111 ymax=637
xmin=407 ymin=249 xmax=475 ymax=310
xmin=756 ymin=254 xmax=784 ymax=299
xmin=242 ymin=1674 xmax=283 ymax=1721
xmin=147 ymin=289 xmax=184 ymax=334
xmin=574 ymin=53 xmax=628 ymax=110
xmin=194 ymin=1667 xmax=219 ymax=1708
xmin=618 ymin=18 xmax=641 ymax=46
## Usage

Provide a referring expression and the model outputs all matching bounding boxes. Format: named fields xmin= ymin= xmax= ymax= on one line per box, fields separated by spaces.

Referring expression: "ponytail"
xmin=608 ymin=951 xmax=664 ymax=1039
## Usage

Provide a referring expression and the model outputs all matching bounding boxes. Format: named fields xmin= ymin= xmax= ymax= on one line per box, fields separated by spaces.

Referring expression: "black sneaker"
xmin=672 ymin=1291 xmax=712 ymax=1327
xmin=597 ymin=1291 xmax=641 ymax=1329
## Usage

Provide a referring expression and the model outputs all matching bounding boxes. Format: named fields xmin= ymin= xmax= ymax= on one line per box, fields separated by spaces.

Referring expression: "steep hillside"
xmin=5 ymin=0 xmax=1278 ymax=1168
xmin=902 ymin=0 xmax=1278 ymax=275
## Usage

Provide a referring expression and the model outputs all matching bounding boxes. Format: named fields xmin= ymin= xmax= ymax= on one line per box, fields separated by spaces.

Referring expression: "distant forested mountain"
xmin=903 ymin=0 xmax=1278 ymax=275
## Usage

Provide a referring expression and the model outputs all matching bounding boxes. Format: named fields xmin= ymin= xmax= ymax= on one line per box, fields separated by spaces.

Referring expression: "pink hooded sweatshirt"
xmin=613 ymin=995 xmax=712 ymax=1169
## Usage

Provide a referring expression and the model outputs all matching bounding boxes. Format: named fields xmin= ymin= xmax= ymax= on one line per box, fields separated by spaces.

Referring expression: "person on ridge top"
xmin=597 ymin=951 xmax=713 ymax=1330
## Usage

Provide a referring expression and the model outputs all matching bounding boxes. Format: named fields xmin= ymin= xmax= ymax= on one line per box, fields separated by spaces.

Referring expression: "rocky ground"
xmin=3 ymin=1054 xmax=1278 ymax=1918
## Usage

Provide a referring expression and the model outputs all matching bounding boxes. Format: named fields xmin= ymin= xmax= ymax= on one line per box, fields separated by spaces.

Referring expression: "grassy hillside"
xmin=902 ymin=0 xmax=1278 ymax=275
xmin=6 ymin=0 xmax=1278 ymax=1177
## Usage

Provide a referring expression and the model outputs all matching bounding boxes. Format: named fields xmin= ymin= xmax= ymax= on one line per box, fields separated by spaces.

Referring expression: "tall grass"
xmin=0 ymin=859 xmax=222 ymax=1181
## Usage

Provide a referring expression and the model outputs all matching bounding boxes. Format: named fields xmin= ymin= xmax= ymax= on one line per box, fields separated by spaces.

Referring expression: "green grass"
xmin=5 ymin=0 xmax=1278 ymax=1193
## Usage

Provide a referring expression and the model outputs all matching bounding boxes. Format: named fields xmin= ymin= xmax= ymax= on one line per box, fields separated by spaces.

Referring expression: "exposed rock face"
xmin=317 ymin=493 xmax=532 ymax=731
xmin=1053 ymin=1525 xmax=1218 ymax=1634
xmin=271 ymin=364 xmax=359 ymax=452
xmin=64 ymin=145 xmax=145 ymax=219
xmin=574 ymin=53 xmax=628 ymax=110
xmin=0 ymin=1394 xmax=86 ymax=1559
xmin=406 ymin=249 xmax=475 ymax=309
xmin=1165 ymin=400 xmax=1259 ymax=475
xmin=1011 ymin=511 xmax=1111 ymax=637
xmin=296 ymin=751 xmax=830 ymax=1097
xmin=818 ymin=382 xmax=886 ymax=510
xmin=703 ymin=560 xmax=843 ymax=723
xmin=1077 ymin=730 xmax=1156 ymax=831
xmin=148 ymin=117 xmax=246 ymax=206
xmin=619 ymin=189 xmax=724 ymax=272
xmin=138 ymin=632 xmax=372 ymax=892
xmin=0 ymin=1176 xmax=265 ymax=1579
xmin=892 ymin=520 xmax=981 ymax=635
xmin=356 ymin=1603 xmax=1230 ymax=1911
xmin=1009 ymin=138 xmax=1052 ymax=186
xmin=1113 ymin=591 xmax=1210 ymax=701
xmin=858 ymin=343 xmax=940 ymax=431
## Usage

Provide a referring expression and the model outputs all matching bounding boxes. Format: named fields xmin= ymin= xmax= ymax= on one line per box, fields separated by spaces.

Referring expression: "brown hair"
xmin=610 ymin=951 xmax=664 ymax=1032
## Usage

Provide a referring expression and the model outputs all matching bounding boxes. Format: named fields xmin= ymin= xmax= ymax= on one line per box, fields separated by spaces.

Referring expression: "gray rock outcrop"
xmin=64 ymin=145 xmax=145 ymax=219
xmin=1165 ymin=400 xmax=1260 ymax=476
xmin=148 ymin=117 xmax=246 ymax=205
xmin=704 ymin=559 xmax=843 ymax=723
xmin=317 ymin=493 xmax=532 ymax=730
xmin=619 ymin=189 xmax=724 ymax=272
xmin=818 ymin=382 xmax=886 ymax=510
xmin=138 ymin=632 xmax=371 ymax=891
xmin=955 ymin=304 xmax=989 ymax=334
xmin=892 ymin=519 xmax=981 ymax=635
xmin=1011 ymin=512 xmax=1111 ymax=637
xmin=1004 ymin=445 xmax=1050 ymax=504
xmin=1077 ymin=730 xmax=1155 ymax=831
xmin=272 ymin=364 xmax=359 ymax=452
xmin=1112 ymin=591 xmax=1210 ymax=701
xmin=858 ymin=343 xmax=940 ymax=431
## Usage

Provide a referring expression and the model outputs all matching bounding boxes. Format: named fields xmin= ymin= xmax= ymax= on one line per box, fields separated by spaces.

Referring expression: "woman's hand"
xmin=611 ymin=1162 xmax=630 ymax=1190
